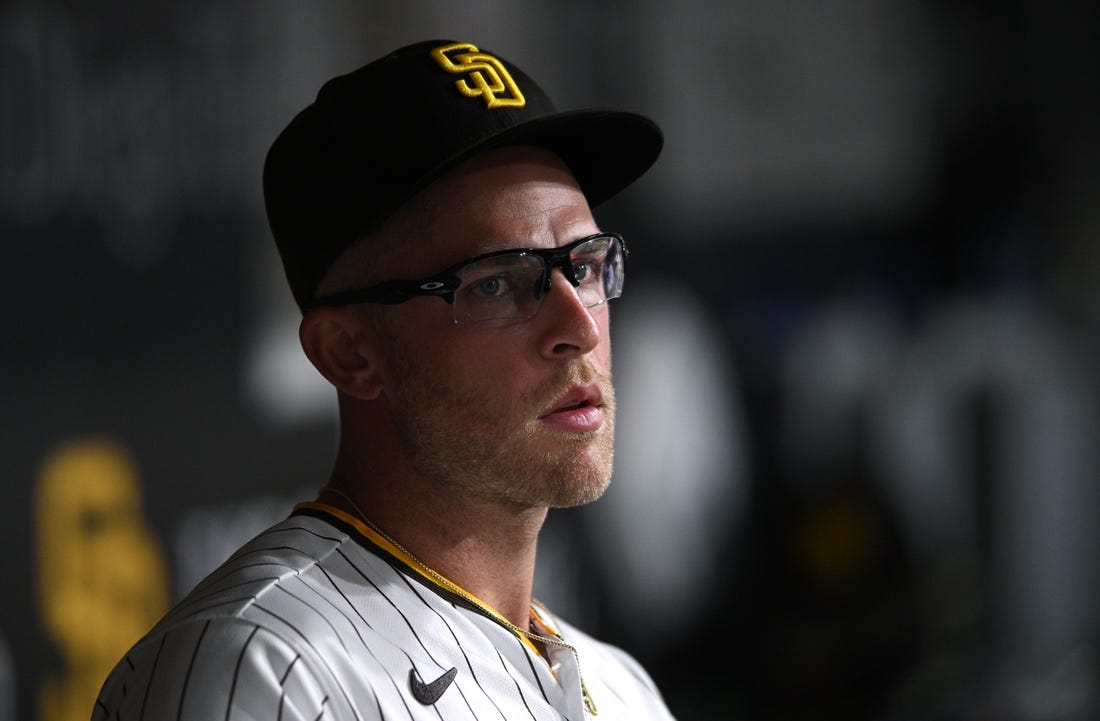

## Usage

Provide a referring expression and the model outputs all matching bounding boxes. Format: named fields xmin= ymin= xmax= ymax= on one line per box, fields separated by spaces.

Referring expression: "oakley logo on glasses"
xmin=430 ymin=42 xmax=526 ymax=109
xmin=307 ymin=233 xmax=629 ymax=326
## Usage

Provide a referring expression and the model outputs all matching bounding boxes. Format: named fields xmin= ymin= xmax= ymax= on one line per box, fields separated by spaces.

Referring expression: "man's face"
xmin=359 ymin=146 xmax=616 ymax=509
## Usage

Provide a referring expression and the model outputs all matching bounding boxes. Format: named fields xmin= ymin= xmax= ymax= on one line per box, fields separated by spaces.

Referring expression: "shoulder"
xmin=93 ymin=613 xmax=357 ymax=721
xmin=154 ymin=510 xmax=422 ymax=648
xmin=93 ymin=512 xmax=385 ymax=720
xmin=151 ymin=513 xmax=348 ymax=627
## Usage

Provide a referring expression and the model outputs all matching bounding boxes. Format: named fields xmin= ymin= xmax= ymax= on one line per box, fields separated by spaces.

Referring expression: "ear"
xmin=299 ymin=307 xmax=384 ymax=401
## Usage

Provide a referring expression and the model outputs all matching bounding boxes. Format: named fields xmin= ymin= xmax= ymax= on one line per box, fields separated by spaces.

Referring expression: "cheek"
xmin=594 ymin=312 xmax=614 ymax=371
xmin=449 ymin=337 xmax=526 ymax=383
xmin=401 ymin=324 xmax=522 ymax=391
xmin=595 ymin=343 xmax=612 ymax=373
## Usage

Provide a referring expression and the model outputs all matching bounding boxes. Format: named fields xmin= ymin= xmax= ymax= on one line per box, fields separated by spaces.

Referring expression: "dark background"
xmin=3 ymin=2 xmax=1099 ymax=720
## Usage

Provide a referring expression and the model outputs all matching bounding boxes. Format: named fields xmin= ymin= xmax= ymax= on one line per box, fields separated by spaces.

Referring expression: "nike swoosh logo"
xmin=408 ymin=667 xmax=458 ymax=705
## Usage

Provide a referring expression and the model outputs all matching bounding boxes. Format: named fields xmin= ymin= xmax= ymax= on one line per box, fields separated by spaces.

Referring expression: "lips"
xmin=541 ymin=384 xmax=602 ymax=416
xmin=539 ymin=384 xmax=604 ymax=432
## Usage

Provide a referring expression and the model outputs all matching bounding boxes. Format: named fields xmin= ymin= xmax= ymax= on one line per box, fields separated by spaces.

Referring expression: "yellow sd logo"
xmin=430 ymin=42 xmax=526 ymax=109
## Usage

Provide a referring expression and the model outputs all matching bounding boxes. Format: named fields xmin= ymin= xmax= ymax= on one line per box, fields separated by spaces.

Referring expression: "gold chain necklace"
xmin=317 ymin=485 xmax=598 ymax=716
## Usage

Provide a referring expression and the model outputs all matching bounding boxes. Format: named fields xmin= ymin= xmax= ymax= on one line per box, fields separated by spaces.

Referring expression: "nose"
xmin=535 ymin=268 xmax=602 ymax=359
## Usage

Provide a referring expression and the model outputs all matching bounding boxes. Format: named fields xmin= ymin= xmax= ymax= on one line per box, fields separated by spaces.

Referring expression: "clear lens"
xmin=453 ymin=253 xmax=544 ymax=323
xmin=571 ymin=236 xmax=622 ymax=307
xmin=451 ymin=235 xmax=624 ymax=324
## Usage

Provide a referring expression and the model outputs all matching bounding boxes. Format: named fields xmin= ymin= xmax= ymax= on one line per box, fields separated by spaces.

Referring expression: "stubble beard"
xmin=385 ymin=353 xmax=616 ymax=509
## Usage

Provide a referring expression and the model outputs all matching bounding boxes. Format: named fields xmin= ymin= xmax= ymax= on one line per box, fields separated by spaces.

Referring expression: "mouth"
xmin=538 ymin=384 xmax=605 ymax=432
xmin=541 ymin=384 xmax=602 ymax=417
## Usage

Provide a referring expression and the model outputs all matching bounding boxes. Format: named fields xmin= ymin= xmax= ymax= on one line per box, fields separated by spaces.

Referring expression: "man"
xmin=92 ymin=39 xmax=671 ymax=720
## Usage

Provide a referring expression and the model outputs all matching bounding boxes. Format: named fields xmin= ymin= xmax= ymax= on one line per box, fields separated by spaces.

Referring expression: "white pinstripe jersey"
xmin=92 ymin=502 xmax=676 ymax=721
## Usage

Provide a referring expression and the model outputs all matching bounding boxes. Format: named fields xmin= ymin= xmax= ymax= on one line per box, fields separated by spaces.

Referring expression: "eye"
xmin=471 ymin=275 xmax=509 ymax=298
xmin=573 ymin=255 xmax=606 ymax=287
xmin=455 ymin=252 xmax=541 ymax=313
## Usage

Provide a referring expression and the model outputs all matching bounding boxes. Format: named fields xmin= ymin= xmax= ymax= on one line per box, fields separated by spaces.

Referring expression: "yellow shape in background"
xmin=35 ymin=438 xmax=169 ymax=721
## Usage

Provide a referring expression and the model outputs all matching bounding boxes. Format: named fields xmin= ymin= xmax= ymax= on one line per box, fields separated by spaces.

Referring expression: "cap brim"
xmin=409 ymin=108 xmax=664 ymax=211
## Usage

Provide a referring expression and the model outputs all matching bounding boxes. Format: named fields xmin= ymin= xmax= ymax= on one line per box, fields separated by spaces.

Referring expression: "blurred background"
xmin=2 ymin=1 xmax=1098 ymax=719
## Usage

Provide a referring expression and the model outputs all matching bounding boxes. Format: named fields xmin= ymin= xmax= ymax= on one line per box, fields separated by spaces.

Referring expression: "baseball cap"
xmin=263 ymin=39 xmax=664 ymax=311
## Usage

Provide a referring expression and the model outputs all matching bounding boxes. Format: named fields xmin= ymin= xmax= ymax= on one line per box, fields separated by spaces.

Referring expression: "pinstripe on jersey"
xmin=91 ymin=503 xmax=676 ymax=721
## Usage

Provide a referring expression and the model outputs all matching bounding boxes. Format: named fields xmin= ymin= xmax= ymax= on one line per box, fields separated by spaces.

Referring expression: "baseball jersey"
xmin=91 ymin=502 xmax=676 ymax=721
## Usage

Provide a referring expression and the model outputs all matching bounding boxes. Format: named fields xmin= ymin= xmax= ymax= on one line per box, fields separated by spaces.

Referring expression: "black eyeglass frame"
xmin=306 ymin=232 xmax=628 ymax=313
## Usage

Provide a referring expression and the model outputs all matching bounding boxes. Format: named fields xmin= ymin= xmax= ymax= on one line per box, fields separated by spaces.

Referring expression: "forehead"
xmin=319 ymin=146 xmax=596 ymax=293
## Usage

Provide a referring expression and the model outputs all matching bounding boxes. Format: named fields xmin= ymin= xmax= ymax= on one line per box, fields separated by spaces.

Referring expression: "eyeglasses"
xmin=308 ymin=232 xmax=628 ymax=325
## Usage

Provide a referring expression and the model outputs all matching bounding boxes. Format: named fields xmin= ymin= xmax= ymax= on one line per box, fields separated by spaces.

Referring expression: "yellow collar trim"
xmin=295 ymin=500 xmax=547 ymax=659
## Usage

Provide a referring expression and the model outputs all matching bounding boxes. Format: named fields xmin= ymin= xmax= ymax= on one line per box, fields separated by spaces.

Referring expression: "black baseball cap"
xmin=263 ymin=39 xmax=664 ymax=311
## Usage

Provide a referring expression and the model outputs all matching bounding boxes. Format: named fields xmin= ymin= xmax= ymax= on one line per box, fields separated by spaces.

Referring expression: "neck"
xmin=318 ymin=475 xmax=547 ymax=629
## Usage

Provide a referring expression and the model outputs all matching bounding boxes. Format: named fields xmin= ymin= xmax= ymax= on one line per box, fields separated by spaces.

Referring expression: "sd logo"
xmin=431 ymin=42 xmax=526 ymax=109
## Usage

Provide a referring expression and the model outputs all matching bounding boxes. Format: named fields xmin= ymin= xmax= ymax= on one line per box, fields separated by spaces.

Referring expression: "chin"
xmin=544 ymin=453 xmax=614 ymax=508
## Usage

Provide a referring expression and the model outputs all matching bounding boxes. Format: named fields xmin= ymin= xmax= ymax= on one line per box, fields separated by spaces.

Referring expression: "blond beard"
xmin=383 ymin=348 xmax=616 ymax=509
